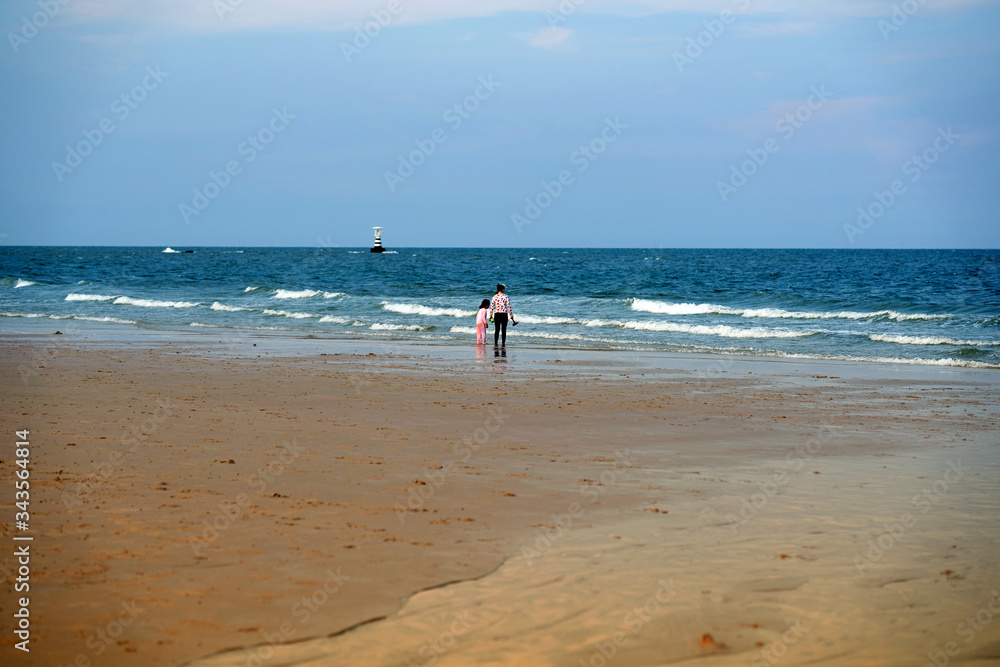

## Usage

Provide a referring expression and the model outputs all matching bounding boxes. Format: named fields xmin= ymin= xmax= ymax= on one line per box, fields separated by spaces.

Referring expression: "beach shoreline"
xmin=0 ymin=331 xmax=997 ymax=666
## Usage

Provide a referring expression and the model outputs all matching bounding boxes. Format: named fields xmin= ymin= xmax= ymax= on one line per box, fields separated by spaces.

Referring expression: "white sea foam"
xmin=272 ymin=289 xmax=345 ymax=299
xmin=244 ymin=286 xmax=264 ymax=293
xmin=370 ymin=323 xmax=430 ymax=331
xmin=319 ymin=315 xmax=352 ymax=324
xmin=163 ymin=247 xmax=180 ymax=253
xmin=66 ymin=293 xmax=117 ymax=302
xmin=71 ymin=315 xmax=137 ymax=324
xmin=273 ymin=289 xmax=319 ymax=299
xmin=0 ymin=311 xmax=47 ymax=318
xmin=620 ymin=320 xmax=815 ymax=339
xmin=211 ymin=302 xmax=252 ymax=312
xmin=14 ymin=279 xmax=36 ymax=288
xmin=630 ymin=299 xmax=735 ymax=316
xmin=628 ymin=298 xmax=952 ymax=322
xmin=519 ymin=331 xmax=586 ymax=340
xmin=457 ymin=317 xmax=812 ymax=339
xmin=516 ymin=314 xmax=579 ymax=325
xmin=869 ymin=333 xmax=999 ymax=347
xmin=450 ymin=325 xmax=594 ymax=342
xmin=113 ymin=296 xmax=201 ymax=308
xmin=381 ymin=302 xmax=475 ymax=317
xmin=48 ymin=313 xmax=136 ymax=325
xmin=262 ymin=309 xmax=319 ymax=319
xmin=191 ymin=322 xmax=297 ymax=332
xmin=772 ymin=351 xmax=998 ymax=369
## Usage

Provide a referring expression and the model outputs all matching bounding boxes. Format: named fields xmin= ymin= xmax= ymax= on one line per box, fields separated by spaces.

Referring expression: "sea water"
xmin=1 ymin=247 xmax=998 ymax=368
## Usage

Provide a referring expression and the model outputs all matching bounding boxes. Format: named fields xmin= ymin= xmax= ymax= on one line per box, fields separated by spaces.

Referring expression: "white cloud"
xmin=527 ymin=26 xmax=572 ymax=49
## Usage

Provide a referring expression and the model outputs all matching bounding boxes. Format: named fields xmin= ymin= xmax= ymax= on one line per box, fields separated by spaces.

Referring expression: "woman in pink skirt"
xmin=475 ymin=299 xmax=490 ymax=344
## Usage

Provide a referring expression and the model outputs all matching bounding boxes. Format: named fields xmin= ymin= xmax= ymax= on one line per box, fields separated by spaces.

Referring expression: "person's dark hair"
xmin=479 ymin=299 xmax=490 ymax=309
xmin=496 ymin=283 xmax=505 ymax=293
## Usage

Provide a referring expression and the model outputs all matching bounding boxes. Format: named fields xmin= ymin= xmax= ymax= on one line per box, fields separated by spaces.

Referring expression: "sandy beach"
xmin=1 ymin=330 xmax=998 ymax=666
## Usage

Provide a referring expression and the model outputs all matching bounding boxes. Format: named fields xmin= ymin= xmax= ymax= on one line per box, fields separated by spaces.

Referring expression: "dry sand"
xmin=1 ymin=333 xmax=998 ymax=666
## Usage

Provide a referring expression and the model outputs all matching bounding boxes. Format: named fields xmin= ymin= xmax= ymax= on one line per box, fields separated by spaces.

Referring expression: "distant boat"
xmin=163 ymin=247 xmax=180 ymax=253
xmin=370 ymin=227 xmax=386 ymax=253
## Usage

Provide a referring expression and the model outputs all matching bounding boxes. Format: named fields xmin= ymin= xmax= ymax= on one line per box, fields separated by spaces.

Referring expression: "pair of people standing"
xmin=476 ymin=284 xmax=517 ymax=346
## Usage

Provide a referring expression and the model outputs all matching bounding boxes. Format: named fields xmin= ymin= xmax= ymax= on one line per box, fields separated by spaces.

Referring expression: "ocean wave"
xmin=191 ymin=322 xmax=300 ymax=332
xmin=869 ymin=334 xmax=1000 ymax=347
xmin=0 ymin=311 xmax=47 ymax=318
xmin=211 ymin=302 xmax=253 ymax=312
xmin=449 ymin=325 xmax=584 ymax=341
xmin=244 ymin=286 xmax=265 ymax=293
xmin=319 ymin=315 xmax=352 ymax=324
xmin=517 ymin=314 xmax=579 ymax=325
xmin=113 ymin=296 xmax=201 ymax=308
xmin=14 ymin=279 xmax=36 ymax=288
xmin=629 ymin=298 xmax=952 ymax=322
xmin=381 ymin=302 xmax=475 ymax=318
xmin=630 ymin=299 xmax=734 ymax=316
xmin=370 ymin=323 xmax=431 ymax=331
xmin=0 ymin=311 xmax=136 ymax=324
xmin=774 ymin=352 xmax=999 ymax=369
xmin=272 ymin=289 xmax=344 ymax=299
xmin=620 ymin=320 xmax=815 ymax=339
xmin=71 ymin=315 xmax=137 ymax=324
xmin=66 ymin=293 xmax=117 ymax=302
xmin=262 ymin=309 xmax=319 ymax=319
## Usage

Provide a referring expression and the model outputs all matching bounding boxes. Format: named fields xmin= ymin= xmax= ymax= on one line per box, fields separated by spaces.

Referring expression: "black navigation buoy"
xmin=370 ymin=226 xmax=385 ymax=253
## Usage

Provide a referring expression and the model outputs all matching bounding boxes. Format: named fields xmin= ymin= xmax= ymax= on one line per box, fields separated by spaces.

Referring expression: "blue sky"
xmin=1 ymin=0 xmax=998 ymax=248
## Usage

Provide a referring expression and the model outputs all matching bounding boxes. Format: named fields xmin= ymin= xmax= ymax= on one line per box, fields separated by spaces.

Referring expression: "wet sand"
xmin=0 ymin=333 xmax=998 ymax=666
